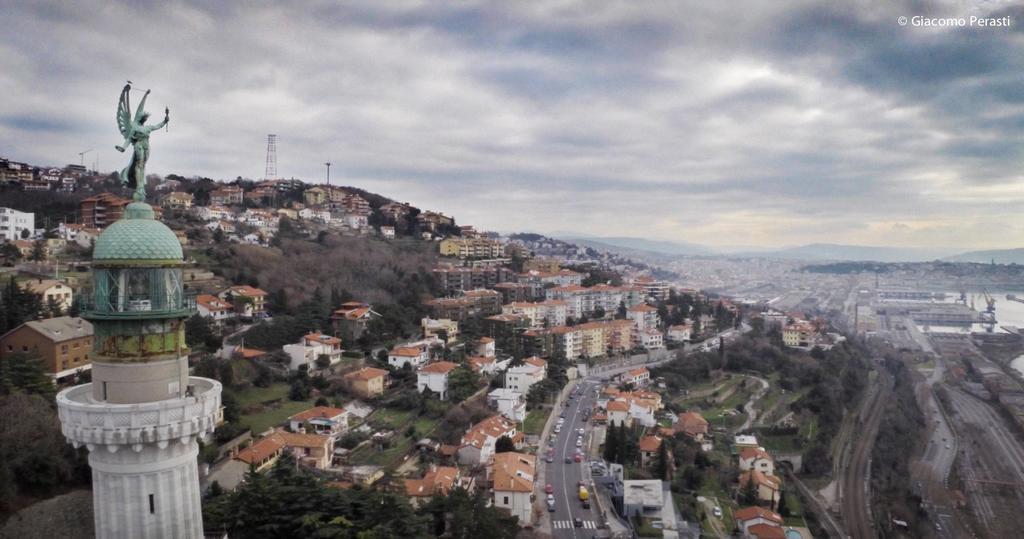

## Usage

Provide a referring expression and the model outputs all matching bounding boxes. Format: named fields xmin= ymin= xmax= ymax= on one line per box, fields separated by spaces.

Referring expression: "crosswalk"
xmin=552 ymin=519 xmax=597 ymax=529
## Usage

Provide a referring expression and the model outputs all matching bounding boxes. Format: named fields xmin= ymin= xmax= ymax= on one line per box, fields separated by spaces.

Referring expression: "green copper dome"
xmin=93 ymin=202 xmax=183 ymax=262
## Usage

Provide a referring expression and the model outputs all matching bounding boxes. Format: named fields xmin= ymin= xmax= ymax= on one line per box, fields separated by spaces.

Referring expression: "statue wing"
xmin=116 ymin=84 xmax=132 ymax=138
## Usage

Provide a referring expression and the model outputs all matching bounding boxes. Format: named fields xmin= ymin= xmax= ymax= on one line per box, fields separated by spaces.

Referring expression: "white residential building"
xmin=504 ymin=357 xmax=547 ymax=394
xmin=0 ymin=207 xmax=34 ymax=241
xmin=388 ymin=343 xmax=432 ymax=369
xmin=457 ymin=415 xmax=520 ymax=467
xmin=283 ymin=333 xmax=343 ymax=372
xmin=502 ymin=300 xmax=568 ymax=329
xmin=626 ymin=303 xmax=660 ymax=333
xmin=667 ymin=324 xmax=692 ymax=342
xmin=487 ymin=388 xmax=526 ymax=422
xmin=417 ymin=361 xmax=459 ymax=400
xmin=491 ymin=452 xmax=535 ymax=525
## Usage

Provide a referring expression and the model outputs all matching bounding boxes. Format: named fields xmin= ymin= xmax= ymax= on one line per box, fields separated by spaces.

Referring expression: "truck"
xmin=578 ymin=486 xmax=589 ymax=502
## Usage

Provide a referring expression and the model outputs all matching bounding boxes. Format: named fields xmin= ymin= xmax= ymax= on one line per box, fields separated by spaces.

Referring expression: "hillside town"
xmin=0 ymin=154 xmax=863 ymax=539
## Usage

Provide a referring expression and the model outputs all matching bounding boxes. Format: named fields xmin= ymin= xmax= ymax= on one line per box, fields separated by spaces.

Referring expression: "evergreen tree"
xmin=655 ymin=438 xmax=669 ymax=480
xmin=604 ymin=422 xmax=619 ymax=462
xmin=777 ymin=490 xmax=790 ymax=517
xmin=29 ymin=239 xmax=46 ymax=261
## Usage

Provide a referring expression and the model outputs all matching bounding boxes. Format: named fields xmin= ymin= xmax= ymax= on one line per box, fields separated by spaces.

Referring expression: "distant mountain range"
xmin=942 ymin=248 xmax=1024 ymax=265
xmin=557 ymin=236 xmax=1018 ymax=263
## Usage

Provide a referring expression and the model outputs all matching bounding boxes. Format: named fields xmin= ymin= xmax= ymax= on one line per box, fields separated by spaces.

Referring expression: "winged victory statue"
xmin=115 ymin=82 xmax=169 ymax=201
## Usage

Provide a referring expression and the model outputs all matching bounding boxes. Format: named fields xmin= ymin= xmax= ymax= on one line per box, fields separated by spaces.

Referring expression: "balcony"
xmin=79 ymin=290 xmax=196 ymax=320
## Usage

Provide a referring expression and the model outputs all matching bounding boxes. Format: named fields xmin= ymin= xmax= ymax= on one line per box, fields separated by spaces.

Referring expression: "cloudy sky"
xmin=2 ymin=1 xmax=1023 ymax=250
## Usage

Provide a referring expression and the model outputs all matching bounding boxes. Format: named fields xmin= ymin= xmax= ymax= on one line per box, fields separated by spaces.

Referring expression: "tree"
xmin=604 ymin=422 xmax=619 ymax=462
xmin=0 ymin=393 xmax=90 ymax=511
xmin=29 ymin=239 xmax=46 ymax=261
xmin=0 ymin=353 xmax=55 ymax=397
xmin=446 ymin=367 xmax=480 ymax=403
xmin=288 ymin=379 xmax=310 ymax=401
xmin=0 ymin=242 xmax=21 ymax=265
xmin=777 ymin=490 xmax=790 ymax=517
xmin=655 ymin=438 xmax=670 ymax=480
xmin=740 ymin=475 xmax=759 ymax=505
xmin=495 ymin=435 xmax=516 ymax=453
xmin=315 ymin=354 xmax=331 ymax=370
xmin=43 ymin=295 xmax=64 ymax=318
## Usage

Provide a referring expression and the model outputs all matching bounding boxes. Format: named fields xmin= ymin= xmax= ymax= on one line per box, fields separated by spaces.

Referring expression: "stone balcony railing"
xmin=56 ymin=377 xmax=222 ymax=451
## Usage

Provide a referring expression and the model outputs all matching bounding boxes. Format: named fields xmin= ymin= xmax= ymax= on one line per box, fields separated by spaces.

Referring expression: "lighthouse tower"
xmin=56 ymin=201 xmax=222 ymax=538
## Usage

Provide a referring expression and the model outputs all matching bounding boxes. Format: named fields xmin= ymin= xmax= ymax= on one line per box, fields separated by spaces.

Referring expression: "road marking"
xmin=553 ymin=520 xmax=597 ymax=529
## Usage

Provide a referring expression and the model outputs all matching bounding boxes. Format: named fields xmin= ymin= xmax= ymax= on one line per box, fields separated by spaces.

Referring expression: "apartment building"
xmin=439 ymin=237 xmax=504 ymax=259
xmin=0 ymin=207 xmax=33 ymax=241
xmin=502 ymin=300 xmax=568 ymax=328
xmin=80 ymin=193 xmax=132 ymax=229
xmin=545 ymin=284 xmax=646 ymax=318
xmin=433 ymin=265 xmax=514 ymax=294
xmin=425 ymin=289 xmax=502 ymax=321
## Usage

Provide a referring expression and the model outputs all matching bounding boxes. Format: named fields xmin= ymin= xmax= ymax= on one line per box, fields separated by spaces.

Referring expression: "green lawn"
xmin=235 ymin=383 xmax=315 ymax=434
xmin=633 ymin=516 xmax=664 ymax=538
xmin=241 ymin=398 xmax=315 ymax=435
xmin=348 ymin=436 xmax=414 ymax=467
xmin=235 ymin=383 xmax=290 ymax=407
xmin=370 ymin=408 xmax=412 ymax=429
xmin=523 ymin=407 xmax=550 ymax=435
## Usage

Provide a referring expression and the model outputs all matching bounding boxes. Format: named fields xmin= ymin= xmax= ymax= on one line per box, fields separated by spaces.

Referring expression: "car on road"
xmin=546 ymin=455 xmax=553 ymax=463
xmin=582 ymin=499 xmax=590 ymax=509
xmin=545 ymin=484 xmax=553 ymax=494
xmin=554 ymin=425 xmax=561 ymax=434
xmin=578 ymin=428 xmax=585 ymax=435
xmin=945 ymin=444 xmax=951 ymax=449
xmin=576 ymin=439 xmax=582 ymax=447
xmin=546 ymin=493 xmax=555 ymax=504
xmin=565 ymin=457 xmax=573 ymax=464
xmin=575 ymin=453 xmax=582 ymax=462
xmin=547 ymin=500 xmax=555 ymax=512
xmin=573 ymin=518 xmax=584 ymax=528
xmin=713 ymin=506 xmax=722 ymax=518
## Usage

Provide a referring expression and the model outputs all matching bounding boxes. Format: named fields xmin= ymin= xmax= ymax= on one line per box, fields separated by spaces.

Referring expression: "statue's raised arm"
xmin=114 ymin=82 xmax=167 ymax=202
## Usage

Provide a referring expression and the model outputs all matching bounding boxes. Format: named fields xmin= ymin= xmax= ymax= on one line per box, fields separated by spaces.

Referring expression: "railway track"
xmin=839 ymin=369 xmax=892 ymax=539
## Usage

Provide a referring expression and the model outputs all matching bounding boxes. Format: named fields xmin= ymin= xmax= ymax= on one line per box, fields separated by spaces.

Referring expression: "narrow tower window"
xmin=149 ymin=494 xmax=155 ymax=514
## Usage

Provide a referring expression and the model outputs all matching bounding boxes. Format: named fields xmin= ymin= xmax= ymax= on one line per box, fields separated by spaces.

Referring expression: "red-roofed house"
xmin=734 ymin=506 xmax=783 ymax=538
xmin=196 ymin=294 xmax=234 ymax=324
xmin=739 ymin=447 xmax=775 ymax=476
xmin=638 ymin=435 xmax=664 ymax=468
xmin=625 ymin=366 xmax=650 ymax=387
xmin=344 ymin=367 xmax=389 ymax=398
xmin=284 ymin=332 xmax=343 ymax=372
xmin=388 ymin=343 xmax=431 ymax=369
xmin=417 ymin=361 xmax=460 ymax=400
xmin=219 ymin=285 xmax=268 ymax=318
xmin=289 ymin=406 xmax=349 ymax=437
xmin=739 ymin=470 xmax=782 ymax=506
xmin=606 ymin=399 xmax=631 ymax=426
xmin=675 ymin=411 xmax=709 ymax=440
xmin=746 ymin=523 xmax=786 ymax=539
xmin=458 ymin=415 xmax=520 ymax=466
xmin=405 ymin=466 xmax=460 ymax=507
xmin=330 ymin=301 xmax=379 ymax=341
xmin=235 ymin=430 xmax=335 ymax=471
xmin=491 ymin=452 xmax=535 ymax=524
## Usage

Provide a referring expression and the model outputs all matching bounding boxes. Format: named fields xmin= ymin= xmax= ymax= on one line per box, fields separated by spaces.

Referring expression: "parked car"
xmin=575 ymin=453 xmax=583 ymax=462
xmin=565 ymin=457 xmax=573 ymax=464
xmin=545 ymin=484 xmax=554 ymax=494
xmin=713 ymin=506 xmax=722 ymax=518
xmin=547 ymin=500 xmax=556 ymax=512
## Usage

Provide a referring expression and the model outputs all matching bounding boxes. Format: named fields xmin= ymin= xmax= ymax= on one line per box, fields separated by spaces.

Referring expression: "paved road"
xmin=735 ymin=375 xmax=769 ymax=433
xmin=547 ymin=379 xmax=602 ymax=537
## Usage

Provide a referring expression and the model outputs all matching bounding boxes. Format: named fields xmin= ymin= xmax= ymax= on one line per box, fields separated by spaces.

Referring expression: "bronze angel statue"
xmin=115 ymin=82 xmax=169 ymax=201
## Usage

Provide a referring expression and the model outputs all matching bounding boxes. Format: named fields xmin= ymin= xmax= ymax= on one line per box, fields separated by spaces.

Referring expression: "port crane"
xmin=982 ymin=291 xmax=996 ymax=313
xmin=78 ymin=149 xmax=93 ymax=168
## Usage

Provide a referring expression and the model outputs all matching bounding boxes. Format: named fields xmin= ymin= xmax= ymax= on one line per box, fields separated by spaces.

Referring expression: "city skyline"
xmin=2 ymin=1 xmax=1023 ymax=249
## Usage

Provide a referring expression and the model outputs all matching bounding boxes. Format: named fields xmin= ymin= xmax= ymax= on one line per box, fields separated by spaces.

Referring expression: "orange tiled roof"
xmin=734 ymin=506 xmax=783 ymax=525
xmin=290 ymin=406 xmax=345 ymax=423
xmin=740 ymin=447 xmax=773 ymax=462
xmin=197 ymin=294 xmax=233 ymax=311
xmin=304 ymin=332 xmax=342 ymax=346
xmin=747 ymin=523 xmax=786 ymax=539
xmin=638 ymin=435 xmax=662 ymax=452
xmin=461 ymin=415 xmax=517 ymax=449
xmin=226 ymin=285 xmax=268 ymax=297
xmin=405 ymin=466 xmax=459 ymax=497
xmin=606 ymin=400 xmax=629 ymax=412
xmin=391 ymin=346 xmax=423 ymax=357
xmin=419 ymin=361 xmax=459 ymax=374
xmin=345 ymin=367 xmax=388 ymax=381
xmin=739 ymin=470 xmax=781 ymax=490
xmin=492 ymin=452 xmax=535 ymax=493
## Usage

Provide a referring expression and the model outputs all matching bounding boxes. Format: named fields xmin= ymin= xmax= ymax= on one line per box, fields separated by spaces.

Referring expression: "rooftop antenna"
xmin=325 ymin=162 xmax=331 ymax=187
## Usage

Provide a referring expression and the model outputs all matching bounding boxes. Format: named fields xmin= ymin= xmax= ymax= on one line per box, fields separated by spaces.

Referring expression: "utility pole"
xmin=325 ymin=162 xmax=331 ymax=187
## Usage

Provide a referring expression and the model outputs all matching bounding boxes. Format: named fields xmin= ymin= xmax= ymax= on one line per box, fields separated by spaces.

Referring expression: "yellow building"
xmin=439 ymin=238 xmax=504 ymax=259
xmin=303 ymin=186 xmax=327 ymax=207
xmin=345 ymin=367 xmax=389 ymax=398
